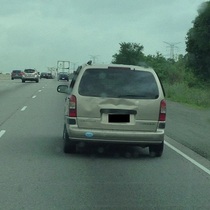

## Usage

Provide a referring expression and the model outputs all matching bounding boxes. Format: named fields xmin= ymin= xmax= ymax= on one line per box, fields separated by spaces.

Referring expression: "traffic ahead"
xmin=0 ymin=78 xmax=210 ymax=209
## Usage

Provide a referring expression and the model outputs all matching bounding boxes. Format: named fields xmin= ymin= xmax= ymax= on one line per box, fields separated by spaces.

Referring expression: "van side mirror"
xmin=57 ymin=85 xmax=68 ymax=93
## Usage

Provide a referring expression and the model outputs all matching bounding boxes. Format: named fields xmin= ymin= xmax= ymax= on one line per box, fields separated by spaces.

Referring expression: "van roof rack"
xmin=87 ymin=60 xmax=92 ymax=65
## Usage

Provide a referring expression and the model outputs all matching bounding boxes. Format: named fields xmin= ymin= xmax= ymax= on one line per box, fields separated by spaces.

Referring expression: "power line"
xmin=163 ymin=41 xmax=181 ymax=60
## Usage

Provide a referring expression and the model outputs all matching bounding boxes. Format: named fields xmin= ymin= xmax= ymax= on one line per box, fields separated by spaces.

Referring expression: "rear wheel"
xmin=63 ymin=126 xmax=76 ymax=154
xmin=22 ymin=80 xmax=25 ymax=83
xmin=149 ymin=142 xmax=164 ymax=157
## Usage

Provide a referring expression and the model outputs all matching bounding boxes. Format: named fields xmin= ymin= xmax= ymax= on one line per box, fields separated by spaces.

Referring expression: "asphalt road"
xmin=0 ymin=78 xmax=210 ymax=210
xmin=166 ymin=100 xmax=210 ymax=160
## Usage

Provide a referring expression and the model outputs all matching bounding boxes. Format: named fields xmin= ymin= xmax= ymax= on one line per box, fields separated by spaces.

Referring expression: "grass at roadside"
xmin=164 ymin=82 xmax=210 ymax=109
xmin=0 ymin=74 xmax=10 ymax=80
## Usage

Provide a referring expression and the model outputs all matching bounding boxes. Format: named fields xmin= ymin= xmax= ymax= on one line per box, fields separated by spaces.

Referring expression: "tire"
xmin=63 ymin=126 xmax=76 ymax=154
xmin=36 ymin=80 xmax=39 ymax=83
xmin=22 ymin=80 xmax=25 ymax=83
xmin=149 ymin=142 xmax=164 ymax=157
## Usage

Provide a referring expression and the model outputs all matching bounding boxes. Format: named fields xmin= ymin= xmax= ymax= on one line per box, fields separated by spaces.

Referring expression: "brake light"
xmin=69 ymin=95 xmax=77 ymax=117
xmin=159 ymin=99 xmax=166 ymax=121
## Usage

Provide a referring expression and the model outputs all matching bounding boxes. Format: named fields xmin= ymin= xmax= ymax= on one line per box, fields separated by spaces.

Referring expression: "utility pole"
xmin=163 ymin=42 xmax=180 ymax=60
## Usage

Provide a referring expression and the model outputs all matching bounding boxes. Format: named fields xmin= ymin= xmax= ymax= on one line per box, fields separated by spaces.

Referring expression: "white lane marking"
xmin=42 ymin=87 xmax=45 ymax=89
xmin=21 ymin=106 xmax=27 ymax=111
xmin=32 ymin=95 xmax=36 ymax=99
xmin=38 ymin=90 xmax=42 ymax=92
xmin=0 ymin=130 xmax=6 ymax=138
xmin=165 ymin=141 xmax=210 ymax=176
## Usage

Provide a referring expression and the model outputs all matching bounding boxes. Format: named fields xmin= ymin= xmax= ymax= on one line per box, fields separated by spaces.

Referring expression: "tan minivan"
xmin=57 ymin=63 xmax=166 ymax=157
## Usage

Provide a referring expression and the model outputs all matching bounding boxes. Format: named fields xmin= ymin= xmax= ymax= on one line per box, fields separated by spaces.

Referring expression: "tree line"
xmin=112 ymin=1 xmax=210 ymax=87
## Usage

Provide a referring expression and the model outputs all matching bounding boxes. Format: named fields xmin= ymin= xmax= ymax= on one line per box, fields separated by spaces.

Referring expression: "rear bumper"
xmin=11 ymin=76 xmax=22 ymax=79
xmin=66 ymin=124 xmax=164 ymax=145
xmin=58 ymin=78 xmax=68 ymax=80
xmin=22 ymin=77 xmax=38 ymax=81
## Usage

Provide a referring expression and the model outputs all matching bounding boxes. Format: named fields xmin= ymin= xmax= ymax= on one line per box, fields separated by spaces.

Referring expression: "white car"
xmin=22 ymin=69 xmax=39 ymax=83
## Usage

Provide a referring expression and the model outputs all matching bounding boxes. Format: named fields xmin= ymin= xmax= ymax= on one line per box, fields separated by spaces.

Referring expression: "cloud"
xmin=0 ymin=0 xmax=205 ymax=72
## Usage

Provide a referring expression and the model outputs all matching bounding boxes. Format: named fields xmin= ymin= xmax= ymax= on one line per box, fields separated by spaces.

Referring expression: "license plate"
xmin=109 ymin=114 xmax=130 ymax=123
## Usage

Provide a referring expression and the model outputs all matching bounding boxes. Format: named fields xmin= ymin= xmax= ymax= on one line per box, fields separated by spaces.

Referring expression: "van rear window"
xmin=78 ymin=68 xmax=159 ymax=99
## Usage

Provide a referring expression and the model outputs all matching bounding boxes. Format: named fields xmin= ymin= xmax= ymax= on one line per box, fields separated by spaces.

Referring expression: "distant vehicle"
xmin=57 ymin=63 xmax=166 ymax=157
xmin=11 ymin=70 xmax=23 ymax=80
xmin=22 ymin=69 xmax=39 ymax=83
xmin=57 ymin=72 xmax=69 ymax=81
xmin=47 ymin=72 xmax=53 ymax=79
xmin=40 ymin=72 xmax=53 ymax=79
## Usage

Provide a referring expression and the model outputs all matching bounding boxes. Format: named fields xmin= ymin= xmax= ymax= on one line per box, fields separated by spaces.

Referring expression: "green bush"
xmin=164 ymin=82 xmax=210 ymax=108
xmin=144 ymin=52 xmax=210 ymax=108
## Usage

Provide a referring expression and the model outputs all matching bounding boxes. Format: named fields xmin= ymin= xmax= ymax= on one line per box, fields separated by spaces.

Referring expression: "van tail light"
xmin=159 ymin=99 xmax=166 ymax=121
xmin=69 ymin=95 xmax=77 ymax=117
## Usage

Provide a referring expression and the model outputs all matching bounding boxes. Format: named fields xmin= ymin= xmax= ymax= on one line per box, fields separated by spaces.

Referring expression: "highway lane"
xmin=0 ymin=79 xmax=210 ymax=209
xmin=166 ymin=100 xmax=210 ymax=160
xmin=0 ymin=79 xmax=48 ymax=127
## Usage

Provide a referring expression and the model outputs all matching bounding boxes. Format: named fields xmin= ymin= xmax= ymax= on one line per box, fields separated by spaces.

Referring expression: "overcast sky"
xmin=0 ymin=0 xmax=206 ymax=73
